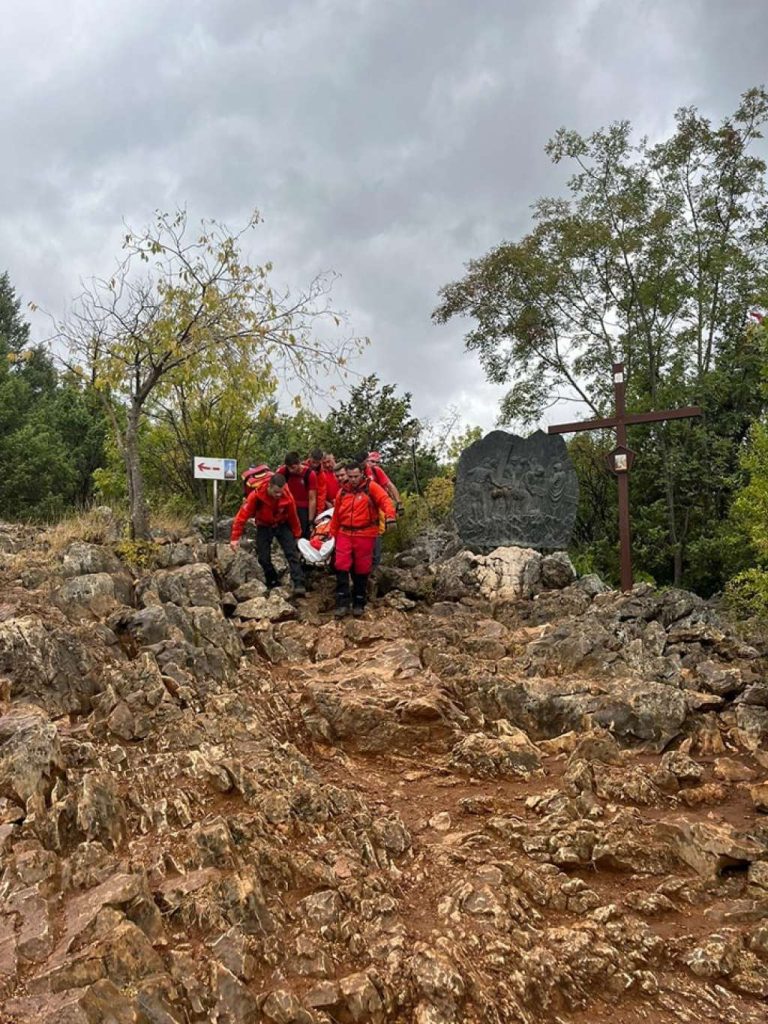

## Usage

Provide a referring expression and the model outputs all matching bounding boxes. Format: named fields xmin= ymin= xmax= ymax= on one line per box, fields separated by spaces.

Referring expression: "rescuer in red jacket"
xmin=329 ymin=461 xmax=396 ymax=617
xmin=277 ymin=451 xmax=317 ymax=540
xmin=319 ymin=452 xmax=340 ymax=508
xmin=304 ymin=448 xmax=327 ymax=514
xmin=230 ymin=473 xmax=306 ymax=596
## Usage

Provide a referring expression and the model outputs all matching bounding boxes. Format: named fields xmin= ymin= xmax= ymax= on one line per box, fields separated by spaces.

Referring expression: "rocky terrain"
xmin=2 ymin=519 xmax=768 ymax=1023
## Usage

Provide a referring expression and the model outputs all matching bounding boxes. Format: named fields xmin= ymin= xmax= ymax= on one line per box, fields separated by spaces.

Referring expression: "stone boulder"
xmin=234 ymin=593 xmax=296 ymax=624
xmin=150 ymin=563 xmax=221 ymax=608
xmin=664 ymin=820 xmax=767 ymax=878
xmin=434 ymin=547 xmax=543 ymax=601
xmin=0 ymin=616 xmax=97 ymax=714
xmin=300 ymin=640 xmax=467 ymax=753
xmin=450 ymin=728 xmax=542 ymax=777
xmin=540 ymin=551 xmax=577 ymax=590
xmin=483 ymin=675 xmax=690 ymax=751
xmin=0 ymin=705 xmax=63 ymax=812
xmin=61 ymin=542 xmax=124 ymax=578
xmin=53 ymin=573 xmax=133 ymax=619
xmin=216 ymin=546 xmax=265 ymax=591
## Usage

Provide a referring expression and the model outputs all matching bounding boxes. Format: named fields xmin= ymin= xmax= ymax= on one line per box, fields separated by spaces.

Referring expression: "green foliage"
xmin=385 ymin=476 xmax=455 ymax=553
xmin=732 ymin=421 xmax=768 ymax=556
xmin=447 ymin=425 xmax=482 ymax=469
xmin=322 ymin=375 xmax=421 ymax=462
xmin=0 ymin=272 xmax=108 ymax=521
xmin=726 ymin=568 xmax=768 ymax=620
xmin=435 ymin=87 xmax=768 ymax=591
xmin=58 ymin=209 xmax=358 ymax=538
xmin=114 ymin=539 xmax=161 ymax=572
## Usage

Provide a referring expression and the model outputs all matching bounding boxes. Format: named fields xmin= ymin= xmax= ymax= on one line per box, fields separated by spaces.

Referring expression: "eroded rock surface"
xmin=0 ymin=529 xmax=766 ymax=1023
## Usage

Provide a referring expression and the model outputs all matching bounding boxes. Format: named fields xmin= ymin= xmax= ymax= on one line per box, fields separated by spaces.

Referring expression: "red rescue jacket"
xmin=321 ymin=468 xmax=339 ymax=506
xmin=231 ymin=478 xmax=302 ymax=541
xmin=303 ymin=460 xmax=326 ymax=511
xmin=277 ymin=464 xmax=318 ymax=509
xmin=330 ymin=479 xmax=395 ymax=539
xmin=365 ymin=463 xmax=393 ymax=491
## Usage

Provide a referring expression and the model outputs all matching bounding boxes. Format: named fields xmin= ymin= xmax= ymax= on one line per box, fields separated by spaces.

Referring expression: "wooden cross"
xmin=548 ymin=362 xmax=702 ymax=591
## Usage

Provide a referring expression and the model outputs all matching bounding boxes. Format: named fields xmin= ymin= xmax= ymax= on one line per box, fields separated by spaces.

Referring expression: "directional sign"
xmin=194 ymin=457 xmax=237 ymax=481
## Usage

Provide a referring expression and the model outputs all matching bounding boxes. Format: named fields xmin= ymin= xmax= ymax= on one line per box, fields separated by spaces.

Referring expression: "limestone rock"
xmin=660 ymin=750 xmax=705 ymax=783
xmin=696 ymin=659 xmax=745 ymax=697
xmin=435 ymin=547 xmax=543 ymax=600
xmin=153 ymin=563 xmax=221 ymax=608
xmin=489 ymin=675 xmax=689 ymax=750
xmin=750 ymin=781 xmax=768 ymax=813
xmin=451 ymin=729 xmax=542 ymax=777
xmin=54 ymin=573 xmax=133 ymax=619
xmin=217 ymin=546 xmax=265 ymax=591
xmin=0 ymin=616 xmax=96 ymax=714
xmin=0 ymin=705 xmax=62 ymax=812
xmin=666 ymin=820 xmax=766 ymax=878
xmin=539 ymin=551 xmax=577 ymax=590
xmin=61 ymin=542 xmax=124 ymax=578
xmin=235 ymin=593 xmax=296 ymax=623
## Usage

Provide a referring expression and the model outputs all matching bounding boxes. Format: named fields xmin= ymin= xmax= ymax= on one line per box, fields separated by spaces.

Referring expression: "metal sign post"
xmin=548 ymin=363 xmax=702 ymax=591
xmin=194 ymin=457 xmax=237 ymax=544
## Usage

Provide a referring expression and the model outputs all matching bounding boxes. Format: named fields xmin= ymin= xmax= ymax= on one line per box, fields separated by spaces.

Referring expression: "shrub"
xmin=384 ymin=475 xmax=454 ymax=554
xmin=725 ymin=568 xmax=768 ymax=620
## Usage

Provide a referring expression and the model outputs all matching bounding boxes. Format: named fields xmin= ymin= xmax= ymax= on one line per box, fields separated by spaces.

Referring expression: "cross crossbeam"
xmin=548 ymin=362 xmax=703 ymax=590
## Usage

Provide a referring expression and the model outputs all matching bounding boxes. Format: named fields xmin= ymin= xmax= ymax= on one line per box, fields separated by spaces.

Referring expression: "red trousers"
xmin=334 ymin=532 xmax=376 ymax=574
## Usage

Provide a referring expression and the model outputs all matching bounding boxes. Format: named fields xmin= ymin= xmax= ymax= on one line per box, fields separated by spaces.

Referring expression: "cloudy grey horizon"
xmin=2 ymin=0 xmax=767 ymax=436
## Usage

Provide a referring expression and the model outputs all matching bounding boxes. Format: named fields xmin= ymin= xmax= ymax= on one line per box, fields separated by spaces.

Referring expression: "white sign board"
xmin=193 ymin=457 xmax=237 ymax=481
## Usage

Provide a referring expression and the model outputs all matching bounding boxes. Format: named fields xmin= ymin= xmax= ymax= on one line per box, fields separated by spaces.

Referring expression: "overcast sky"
xmin=2 ymin=0 xmax=767 ymax=433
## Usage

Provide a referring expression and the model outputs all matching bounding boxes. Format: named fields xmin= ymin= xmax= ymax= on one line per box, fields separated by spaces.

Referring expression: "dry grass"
xmin=44 ymin=507 xmax=124 ymax=556
xmin=150 ymin=508 xmax=194 ymax=539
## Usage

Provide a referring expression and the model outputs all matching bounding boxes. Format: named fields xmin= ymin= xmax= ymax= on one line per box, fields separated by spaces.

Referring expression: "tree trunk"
xmin=125 ymin=405 xmax=150 ymax=540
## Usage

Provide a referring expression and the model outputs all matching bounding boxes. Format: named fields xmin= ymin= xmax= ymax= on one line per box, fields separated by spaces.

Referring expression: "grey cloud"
xmin=2 ymin=0 xmax=767 ymax=433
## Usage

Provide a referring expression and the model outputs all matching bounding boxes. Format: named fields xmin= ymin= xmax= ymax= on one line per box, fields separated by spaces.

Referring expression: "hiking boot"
xmin=352 ymin=600 xmax=365 ymax=618
xmin=334 ymin=603 xmax=350 ymax=618
xmin=292 ymin=584 xmax=307 ymax=598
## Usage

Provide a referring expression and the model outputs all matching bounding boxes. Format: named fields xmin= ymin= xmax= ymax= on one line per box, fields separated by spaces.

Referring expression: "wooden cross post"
xmin=548 ymin=362 xmax=702 ymax=591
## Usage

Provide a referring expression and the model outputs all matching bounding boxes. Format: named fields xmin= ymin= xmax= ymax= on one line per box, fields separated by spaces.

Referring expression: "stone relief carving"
xmin=454 ymin=429 xmax=579 ymax=552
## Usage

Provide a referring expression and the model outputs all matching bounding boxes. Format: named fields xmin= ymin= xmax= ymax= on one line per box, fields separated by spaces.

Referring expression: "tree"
xmin=320 ymin=374 xmax=440 ymax=492
xmin=0 ymin=270 xmax=30 ymax=355
xmin=447 ymin=424 xmax=483 ymax=469
xmin=322 ymin=375 xmax=421 ymax=461
xmin=141 ymin=363 xmax=278 ymax=510
xmin=434 ymin=88 xmax=768 ymax=587
xmin=57 ymin=210 xmax=358 ymax=538
xmin=0 ymin=273 xmax=107 ymax=520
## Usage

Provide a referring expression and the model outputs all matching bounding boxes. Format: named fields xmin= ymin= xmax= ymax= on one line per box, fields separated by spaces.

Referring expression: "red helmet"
xmin=367 ymin=451 xmax=382 ymax=464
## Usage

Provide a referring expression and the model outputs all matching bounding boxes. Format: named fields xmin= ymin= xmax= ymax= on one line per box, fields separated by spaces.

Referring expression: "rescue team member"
xmin=320 ymin=453 xmax=340 ymax=508
xmin=329 ymin=461 xmax=395 ymax=617
xmin=277 ymin=451 xmax=317 ymax=539
xmin=304 ymin=448 xmax=327 ymax=514
xmin=230 ymin=473 xmax=306 ymax=597
xmin=354 ymin=450 xmax=401 ymax=506
xmin=333 ymin=463 xmax=348 ymax=497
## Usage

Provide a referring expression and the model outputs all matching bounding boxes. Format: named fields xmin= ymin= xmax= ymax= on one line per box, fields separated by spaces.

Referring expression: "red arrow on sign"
xmin=197 ymin=462 xmax=219 ymax=472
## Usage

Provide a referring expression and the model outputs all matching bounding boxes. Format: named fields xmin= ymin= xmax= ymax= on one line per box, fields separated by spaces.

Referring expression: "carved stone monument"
xmin=454 ymin=429 xmax=579 ymax=552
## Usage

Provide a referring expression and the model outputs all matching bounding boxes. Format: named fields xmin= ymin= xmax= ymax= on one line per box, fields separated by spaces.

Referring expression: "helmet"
xmin=368 ymin=451 xmax=382 ymax=464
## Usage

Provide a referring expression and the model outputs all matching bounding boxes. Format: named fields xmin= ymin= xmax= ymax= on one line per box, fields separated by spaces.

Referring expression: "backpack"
xmin=277 ymin=464 xmax=316 ymax=494
xmin=241 ymin=464 xmax=271 ymax=499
